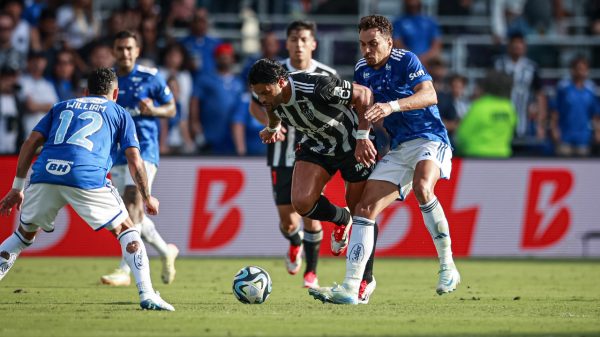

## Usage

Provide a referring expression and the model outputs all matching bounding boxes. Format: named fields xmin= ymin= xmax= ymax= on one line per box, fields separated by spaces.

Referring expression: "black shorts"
xmin=295 ymin=146 xmax=373 ymax=183
xmin=270 ymin=166 xmax=293 ymax=205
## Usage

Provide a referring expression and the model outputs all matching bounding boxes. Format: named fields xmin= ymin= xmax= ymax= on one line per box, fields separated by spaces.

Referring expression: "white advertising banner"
xmin=1 ymin=157 xmax=598 ymax=257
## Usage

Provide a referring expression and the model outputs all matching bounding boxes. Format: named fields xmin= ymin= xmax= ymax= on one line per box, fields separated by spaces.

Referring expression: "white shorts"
xmin=109 ymin=162 xmax=157 ymax=196
xmin=369 ymin=138 xmax=452 ymax=201
xmin=20 ymin=183 xmax=129 ymax=233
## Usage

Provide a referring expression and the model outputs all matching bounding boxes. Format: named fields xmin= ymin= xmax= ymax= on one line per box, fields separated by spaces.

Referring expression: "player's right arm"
xmin=0 ymin=131 xmax=46 ymax=215
xmin=124 ymin=147 xmax=159 ymax=215
xmin=259 ymin=107 xmax=285 ymax=144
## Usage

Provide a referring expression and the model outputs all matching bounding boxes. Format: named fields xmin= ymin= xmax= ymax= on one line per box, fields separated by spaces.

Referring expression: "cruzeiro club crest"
xmin=298 ymin=101 xmax=315 ymax=121
xmin=349 ymin=243 xmax=365 ymax=263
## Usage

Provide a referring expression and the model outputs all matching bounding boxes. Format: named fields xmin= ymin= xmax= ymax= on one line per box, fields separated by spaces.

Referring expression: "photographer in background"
xmin=0 ymin=65 xmax=24 ymax=154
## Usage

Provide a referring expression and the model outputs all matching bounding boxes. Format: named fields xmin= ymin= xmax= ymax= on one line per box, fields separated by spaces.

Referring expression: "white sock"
xmin=342 ymin=216 xmax=375 ymax=294
xmin=140 ymin=215 xmax=169 ymax=256
xmin=420 ymin=197 xmax=454 ymax=266
xmin=0 ymin=231 xmax=34 ymax=280
xmin=117 ymin=257 xmax=131 ymax=274
xmin=117 ymin=229 xmax=154 ymax=299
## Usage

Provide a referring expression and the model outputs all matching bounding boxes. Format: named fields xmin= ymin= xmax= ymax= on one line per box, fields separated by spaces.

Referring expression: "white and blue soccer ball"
xmin=232 ymin=266 xmax=272 ymax=304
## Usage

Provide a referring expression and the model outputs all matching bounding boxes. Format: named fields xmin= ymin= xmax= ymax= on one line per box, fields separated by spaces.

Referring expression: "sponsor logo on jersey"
xmin=333 ymin=86 xmax=352 ymax=100
xmin=45 ymin=159 xmax=73 ymax=176
xmin=409 ymin=69 xmax=426 ymax=81
xmin=363 ymin=71 xmax=370 ymax=78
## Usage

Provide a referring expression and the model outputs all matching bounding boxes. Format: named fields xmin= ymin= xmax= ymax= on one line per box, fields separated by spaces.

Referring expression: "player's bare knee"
xmin=291 ymin=198 xmax=314 ymax=216
xmin=413 ymin=183 xmax=433 ymax=204
xmin=126 ymin=241 xmax=140 ymax=254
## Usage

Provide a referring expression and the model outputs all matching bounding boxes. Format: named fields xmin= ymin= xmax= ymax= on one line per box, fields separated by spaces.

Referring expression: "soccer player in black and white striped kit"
xmin=249 ymin=58 xmax=379 ymax=303
xmin=249 ymin=22 xmax=376 ymax=299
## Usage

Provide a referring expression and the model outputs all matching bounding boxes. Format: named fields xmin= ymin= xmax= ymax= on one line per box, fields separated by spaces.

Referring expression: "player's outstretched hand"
xmin=259 ymin=127 xmax=285 ymax=144
xmin=365 ymin=102 xmax=393 ymax=122
xmin=144 ymin=196 xmax=160 ymax=215
xmin=0 ymin=189 xmax=24 ymax=216
xmin=355 ymin=139 xmax=377 ymax=167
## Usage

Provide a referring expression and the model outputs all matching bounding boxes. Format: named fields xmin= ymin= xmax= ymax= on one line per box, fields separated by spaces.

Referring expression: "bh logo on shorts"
xmin=46 ymin=159 xmax=73 ymax=175
xmin=349 ymin=243 xmax=365 ymax=263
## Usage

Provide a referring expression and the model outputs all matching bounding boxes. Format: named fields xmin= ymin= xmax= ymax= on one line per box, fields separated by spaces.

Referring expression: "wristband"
xmin=266 ymin=124 xmax=281 ymax=133
xmin=356 ymin=129 xmax=370 ymax=140
xmin=12 ymin=177 xmax=25 ymax=192
xmin=388 ymin=100 xmax=401 ymax=112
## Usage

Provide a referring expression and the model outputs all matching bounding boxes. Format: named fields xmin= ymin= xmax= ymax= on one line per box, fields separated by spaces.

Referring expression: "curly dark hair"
xmin=358 ymin=15 xmax=393 ymax=38
xmin=248 ymin=58 xmax=289 ymax=85
xmin=88 ymin=68 xmax=117 ymax=95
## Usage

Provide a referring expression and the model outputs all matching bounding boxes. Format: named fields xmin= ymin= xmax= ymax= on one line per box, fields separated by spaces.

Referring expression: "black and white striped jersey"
xmin=272 ymin=72 xmax=357 ymax=157
xmin=494 ymin=56 xmax=542 ymax=137
xmin=255 ymin=58 xmax=337 ymax=167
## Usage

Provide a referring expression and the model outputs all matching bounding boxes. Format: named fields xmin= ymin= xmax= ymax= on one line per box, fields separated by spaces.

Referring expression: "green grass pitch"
xmin=0 ymin=257 xmax=599 ymax=337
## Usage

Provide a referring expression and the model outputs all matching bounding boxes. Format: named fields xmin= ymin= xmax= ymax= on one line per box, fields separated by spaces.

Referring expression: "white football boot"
xmin=436 ymin=263 xmax=460 ymax=295
xmin=100 ymin=268 xmax=131 ymax=286
xmin=309 ymin=284 xmax=358 ymax=305
xmin=358 ymin=276 xmax=376 ymax=304
xmin=284 ymin=245 xmax=302 ymax=275
xmin=330 ymin=208 xmax=352 ymax=256
xmin=161 ymin=244 xmax=179 ymax=284
xmin=303 ymin=271 xmax=319 ymax=289
xmin=140 ymin=291 xmax=175 ymax=311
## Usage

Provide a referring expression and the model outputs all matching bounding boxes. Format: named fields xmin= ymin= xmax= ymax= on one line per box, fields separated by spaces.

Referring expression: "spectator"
xmin=189 ymin=43 xmax=244 ymax=154
xmin=159 ymin=75 xmax=195 ymax=154
xmin=550 ymin=57 xmax=600 ymax=157
xmin=87 ymin=41 xmax=115 ymax=69
xmin=138 ymin=16 xmax=161 ymax=67
xmin=0 ymin=12 xmax=23 ymax=71
xmin=2 ymin=0 xmax=32 ymax=55
xmin=0 ymin=65 xmax=24 ymax=154
xmin=231 ymin=92 xmax=267 ymax=156
xmin=494 ymin=32 xmax=547 ymax=142
xmin=180 ymin=8 xmax=221 ymax=76
xmin=392 ymin=0 xmax=442 ymax=64
xmin=165 ymin=0 xmax=196 ymax=31
xmin=56 ymin=0 xmax=100 ymax=50
xmin=455 ymin=71 xmax=517 ymax=158
xmin=51 ymin=49 xmax=79 ymax=101
xmin=158 ymin=42 xmax=194 ymax=152
xmin=491 ymin=0 xmax=526 ymax=44
xmin=427 ymin=57 xmax=459 ymax=140
xmin=240 ymin=31 xmax=281 ymax=82
xmin=36 ymin=8 xmax=62 ymax=77
xmin=448 ymin=74 xmax=470 ymax=119
xmin=18 ymin=50 xmax=58 ymax=134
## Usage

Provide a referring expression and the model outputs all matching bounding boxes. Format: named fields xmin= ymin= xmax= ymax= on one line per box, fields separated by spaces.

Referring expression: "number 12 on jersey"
xmin=54 ymin=110 xmax=104 ymax=151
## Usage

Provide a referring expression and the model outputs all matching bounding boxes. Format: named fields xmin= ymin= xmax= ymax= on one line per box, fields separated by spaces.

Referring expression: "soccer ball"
xmin=232 ymin=266 xmax=272 ymax=304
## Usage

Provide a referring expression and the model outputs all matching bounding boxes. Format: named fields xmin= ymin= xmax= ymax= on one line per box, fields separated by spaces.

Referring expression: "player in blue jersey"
xmin=101 ymin=31 xmax=179 ymax=287
xmin=0 ymin=68 xmax=174 ymax=311
xmin=310 ymin=15 xmax=460 ymax=305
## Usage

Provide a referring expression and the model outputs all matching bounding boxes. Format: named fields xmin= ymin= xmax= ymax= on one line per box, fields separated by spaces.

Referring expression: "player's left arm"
xmin=0 ymin=131 xmax=46 ymax=215
xmin=365 ymin=81 xmax=437 ymax=123
xmin=139 ymin=98 xmax=176 ymax=118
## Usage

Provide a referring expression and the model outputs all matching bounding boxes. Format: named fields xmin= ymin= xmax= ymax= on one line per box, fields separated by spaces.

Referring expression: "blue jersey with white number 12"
xmin=30 ymin=96 xmax=140 ymax=189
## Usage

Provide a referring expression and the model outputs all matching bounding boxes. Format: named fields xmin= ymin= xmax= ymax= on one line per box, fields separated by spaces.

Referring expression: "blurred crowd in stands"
xmin=1 ymin=0 xmax=599 ymax=158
